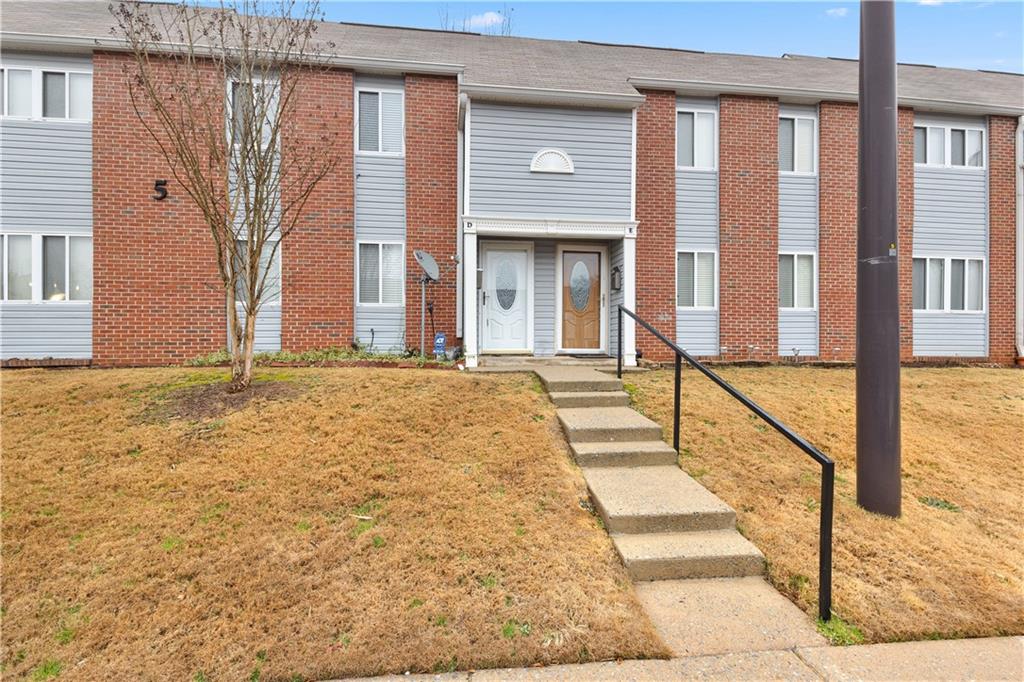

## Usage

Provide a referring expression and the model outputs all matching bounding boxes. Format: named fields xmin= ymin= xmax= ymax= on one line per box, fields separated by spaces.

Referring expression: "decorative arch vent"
xmin=529 ymin=148 xmax=575 ymax=174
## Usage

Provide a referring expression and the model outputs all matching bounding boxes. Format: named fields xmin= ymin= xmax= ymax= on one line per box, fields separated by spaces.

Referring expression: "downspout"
xmin=1016 ymin=116 xmax=1023 ymax=360
xmin=456 ymin=75 xmax=466 ymax=341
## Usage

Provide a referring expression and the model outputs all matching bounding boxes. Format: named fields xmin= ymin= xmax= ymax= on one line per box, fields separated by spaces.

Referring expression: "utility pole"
xmin=857 ymin=0 xmax=902 ymax=517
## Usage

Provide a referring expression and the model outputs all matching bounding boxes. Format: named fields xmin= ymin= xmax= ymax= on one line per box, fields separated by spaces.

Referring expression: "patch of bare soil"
xmin=142 ymin=377 xmax=303 ymax=423
xmin=628 ymin=366 xmax=1024 ymax=643
xmin=0 ymin=367 xmax=666 ymax=680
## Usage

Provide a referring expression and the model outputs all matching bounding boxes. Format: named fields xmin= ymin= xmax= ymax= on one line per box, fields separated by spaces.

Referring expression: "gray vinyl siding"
xmin=778 ymin=176 xmax=818 ymax=252
xmin=778 ymin=110 xmax=819 ymax=356
xmin=0 ymin=304 xmax=91 ymax=359
xmin=778 ymin=309 xmax=818 ymax=357
xmin=533 ymin=239 xmax=557 ymax=357
xmin=354 ymin=75 xmax=406 ymax=353
xmin=675 ymin=98 xmax=720 ymax=357
xmin=1 ymin=52 xmax=93 ymax=360
xmin=468 ymin=102 xmax=632 ymax=218
xmin=609 ymin=240 xmax=624 ymax=357
xmin=912 ymin=312 xmax=987 ymax=357
xmin=912 ymin=114 xmax=988 ymax=357
xmin=232 ymin=305 xmax=281 ymax=353
xmin=676 ymin=309 xmax=718 ymax=356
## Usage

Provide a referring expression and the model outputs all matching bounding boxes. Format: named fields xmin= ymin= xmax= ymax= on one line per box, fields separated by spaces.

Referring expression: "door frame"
xmin=479 ymin=240 xmax=535 ymax=354
xmin=555 ymin=242 xmax=610 ymax=354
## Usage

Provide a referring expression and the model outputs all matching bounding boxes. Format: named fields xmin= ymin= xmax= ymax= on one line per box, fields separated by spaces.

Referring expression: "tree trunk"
xmin=226 ymin=289 xmax=249 ymax=392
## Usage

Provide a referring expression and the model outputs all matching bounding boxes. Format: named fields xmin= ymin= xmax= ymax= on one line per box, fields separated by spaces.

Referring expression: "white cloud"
xmin=825 ymin=7 xmax=848 ymax=17
xmin=466 ymin=11 xmax=505 ymax=29
xmin=917 ymin=0 xmax=950 ymax=5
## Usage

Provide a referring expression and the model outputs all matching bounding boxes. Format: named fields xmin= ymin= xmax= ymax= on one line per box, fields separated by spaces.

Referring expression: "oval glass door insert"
xmin=495 ymin=258 xmax=518 ymax=310
xmin=569 ymin=260 xmax=591 ymax=311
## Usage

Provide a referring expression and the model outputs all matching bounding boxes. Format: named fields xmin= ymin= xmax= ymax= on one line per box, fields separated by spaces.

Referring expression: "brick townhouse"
xmin=1 ymin=1 xmax=1022 ymax=367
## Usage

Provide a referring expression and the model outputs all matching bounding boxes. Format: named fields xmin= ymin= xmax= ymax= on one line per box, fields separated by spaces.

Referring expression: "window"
xmin=2 ymin=234 xmax=92 ymax=302
xmin=357 ymin=89 xmax=403 ymax=154
xmin=4 ymin=68 xmax=31 ymax=117
xmin=779 ymin=115 xmax=815 ymax=173
xmin=913 ymin=256 xmax=983 ymax=312
xmin=233 ymin=241 xmax=281 ymax=306
xmin=778 ymin=253 xmax=815 ymax=308
xmin=914 ymin=125 xmax=984 ymax=168
xmin=358 ymin=242 xmax=404 ymax=305
xmin=1 ymin=66 xmax=91 ymax=120
xmin=676 ymin=110 xmax=716 ymax=169
xmin=676 ymin=251 xmax=716 ymax=308
xmin=5 ymin=235 xmax=32 ymax=300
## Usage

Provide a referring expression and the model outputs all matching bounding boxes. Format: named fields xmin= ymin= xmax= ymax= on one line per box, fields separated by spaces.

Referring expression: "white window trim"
xmin=778 ymin=251 xmax=818 ymax=311
xmin=674 ymin=249 xmax=719 ymax=310
xmin=914 ymin=124 xmax=987 ymax=170
xmin=778 ymin=113 xmax=818 ymax=176
xmin=675 ymin=105 xmax=719 ymax=172
xmin=0 ymin=66 xmax=92 ymax=122
xmin=356 ymin=240 xmax=406 ymax=307
xmin=1 ymin=233 xmax=93 ymax=304
xmin=912 ymin=254 xmax=986 ymax=314
xmin=354 ymin=87 xmax=405 ymax=157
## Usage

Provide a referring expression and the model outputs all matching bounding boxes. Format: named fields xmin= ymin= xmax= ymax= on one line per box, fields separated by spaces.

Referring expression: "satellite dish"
xmin=414 ymin=250 xmax=440 ymax=282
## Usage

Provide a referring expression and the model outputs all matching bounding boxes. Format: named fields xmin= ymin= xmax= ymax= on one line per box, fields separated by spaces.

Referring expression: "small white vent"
xmin=530 ymin=148 xmax=574 ymax=174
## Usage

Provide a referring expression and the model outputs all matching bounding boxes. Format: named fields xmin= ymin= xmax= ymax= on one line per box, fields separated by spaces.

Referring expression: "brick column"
xmin=634 ymin=89 xmax=676 ymax=361
xmin=988 ymin=115 xmax=1018 ymax=365
xmin=280 ymin=68 xmax=355 ymax=351
xmin=818 ymin=101 xmax=858 ymax=361
xmin=719 ymin=95 xmax=778 ymax=361
xmin=897 ymin=107 xmax=915 ymax=361
xmin=405 ymin=74 xmax=459 ymax=352
xmin=92 ymin=52 xmax=223 ymax=366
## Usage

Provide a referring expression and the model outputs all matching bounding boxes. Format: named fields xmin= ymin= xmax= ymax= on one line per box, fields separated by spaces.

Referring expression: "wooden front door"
xmin=561 ymin=250 xmax=602 ymax=351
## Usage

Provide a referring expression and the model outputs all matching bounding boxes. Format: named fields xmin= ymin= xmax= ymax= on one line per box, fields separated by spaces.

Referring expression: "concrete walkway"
xmin=344 ymin=637 xmax=1022 ymax=681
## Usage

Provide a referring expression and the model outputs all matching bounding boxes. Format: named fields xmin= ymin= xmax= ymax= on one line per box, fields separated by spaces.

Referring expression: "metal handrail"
xmin=617 ymin=305 xmax=834 ymax=622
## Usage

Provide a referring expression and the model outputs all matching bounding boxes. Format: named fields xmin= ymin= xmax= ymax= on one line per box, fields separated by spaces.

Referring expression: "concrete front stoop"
xmin=535 ymin=366 xmax=826 ymax=658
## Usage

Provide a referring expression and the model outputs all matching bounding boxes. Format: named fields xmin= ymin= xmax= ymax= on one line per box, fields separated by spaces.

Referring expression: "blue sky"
xmin=317 ymin=1 xmax=1024 ymax=73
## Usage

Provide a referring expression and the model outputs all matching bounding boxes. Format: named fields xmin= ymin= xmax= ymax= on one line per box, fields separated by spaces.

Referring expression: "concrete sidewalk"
xmin=343 ymin=636 xmax=1022 ymax=681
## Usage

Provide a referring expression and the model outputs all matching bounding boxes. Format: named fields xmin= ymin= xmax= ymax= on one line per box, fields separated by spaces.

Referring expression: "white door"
xmin=482 ymin=246 xmax=530 ymax=352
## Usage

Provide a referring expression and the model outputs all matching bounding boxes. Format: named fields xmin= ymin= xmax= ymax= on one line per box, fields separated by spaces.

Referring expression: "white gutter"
xmin=627 ymin=76 xmax=1024 ymax=118
xmin=1016 ymin=116 xmax=1024 ymax=359
xmin=0 ymin=31 xmax=465 ymax=76
xmin=460 ymin=82 xmax=644 ymax=110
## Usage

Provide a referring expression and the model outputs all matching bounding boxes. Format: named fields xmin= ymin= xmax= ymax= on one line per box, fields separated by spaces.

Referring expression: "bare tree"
xmin=437 ymin=4 xmax=514 ymax=35
xmin=110 ymin=0 xmax=343 ymax=391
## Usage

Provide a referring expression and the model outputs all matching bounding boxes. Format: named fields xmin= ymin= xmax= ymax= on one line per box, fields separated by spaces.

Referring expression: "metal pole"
xmin=856 ymin=0 xmax=901 ymax=517
xmin=819 ymin=461 xmax=834 ymax=621
xmin=617 ymin=306 xmax=623 ymax=379
xmin=673 ymin=353 xmax=681 ymax=453
xmin=420 ymin=278 xmax=426 ymax=359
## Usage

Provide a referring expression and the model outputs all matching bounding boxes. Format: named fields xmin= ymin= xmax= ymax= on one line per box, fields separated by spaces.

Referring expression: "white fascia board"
xmin=0 ymin=32 xmax=465 ymax=76
xmin=628 ymin=76 xmax=1024 ymax=117
xmin=461 ymin=82 xmax=644 ymax=110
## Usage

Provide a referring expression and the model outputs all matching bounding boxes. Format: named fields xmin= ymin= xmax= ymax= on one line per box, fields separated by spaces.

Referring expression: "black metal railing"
xmin=617 ymin=305 xmax=834 ymax=622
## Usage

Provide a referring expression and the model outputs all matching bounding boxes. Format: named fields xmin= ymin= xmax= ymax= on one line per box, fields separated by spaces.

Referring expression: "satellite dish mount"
xmin=413 ymin=250 xmax=441 ymax=358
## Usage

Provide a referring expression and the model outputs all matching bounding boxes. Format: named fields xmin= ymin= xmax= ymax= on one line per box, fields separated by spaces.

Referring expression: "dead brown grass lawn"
xmin=627 ymin=366 xmax=1023 ymax=643
xmin=1 ymin=367 xmax=665 ymax=680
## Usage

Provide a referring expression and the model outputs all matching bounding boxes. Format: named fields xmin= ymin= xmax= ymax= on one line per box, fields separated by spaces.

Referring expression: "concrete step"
xmin=549 ymin=390 xmax=631 ymax=408
xmin=535 ymin=366 xmax=623 ymax=393
xmin=557 ymin=406 xmax=662 ymax=443
xmin=583 ymin=465 xmax=736 ymax=534
xmin=571 ymin=440 xmax=679 ymax=467
xmin=613 ymin=530 xmax=765 ymax=581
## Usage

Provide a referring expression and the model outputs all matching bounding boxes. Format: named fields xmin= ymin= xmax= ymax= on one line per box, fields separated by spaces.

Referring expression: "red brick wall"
xmin=897 ymin=107 xmax=916 ymax=361
xmin=719 ymin=95 xmax=779 ymax=361
xmin=634 ymin=89 xmax=677 ymax=360
xmin=818 ymin=102 xmax=858 ymax=361
xmin=988 ymin=115 xmax=1018 ymax=365
xmin=280 ymin=68 xmax=355 ymax=351
xmin=404 ymin=75 xmax=459 ymax=352
xmin=92 ymin=52 xmax=224 ymax=366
